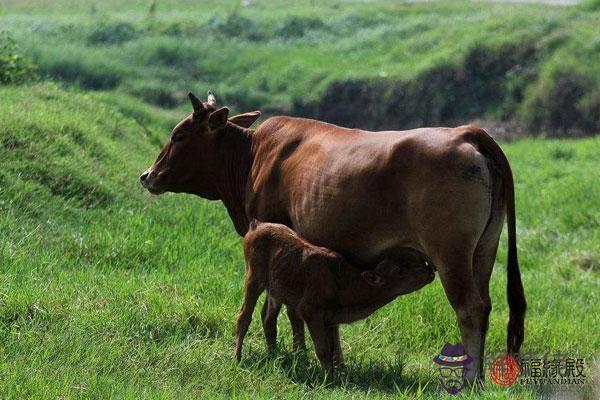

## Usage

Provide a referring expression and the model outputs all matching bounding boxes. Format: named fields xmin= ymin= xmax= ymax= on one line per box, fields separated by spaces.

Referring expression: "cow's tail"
xmin=464 ymin=126 xmax=527 ymax=355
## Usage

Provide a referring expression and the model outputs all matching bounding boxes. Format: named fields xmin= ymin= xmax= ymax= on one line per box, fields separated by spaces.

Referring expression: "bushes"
xmin=141 ymin=40 xmax=197 ymax=67
xmin=128 ymin=80 xmax=180 ymax=108
xmin=204 ymin=13 xmax=264 ymax=41
xmin=579 ymin=0 xmax=600 ymax=11
xmin=42 ymin=58 xmax=122 ymax=90
xmin=87 ymin=21 xmax=139 ymax=45
xmin=274 ymin=16 xmax=326 ymax=39
xmin=34 ymin=46 xmax=125 ymax=90
xmin=302 ymin=41 xmax=541 ymax=131
xmin=0 ymin=32 xmax=36 ymax=84
xmin=520 ymin=65 xmax=600 ymax=136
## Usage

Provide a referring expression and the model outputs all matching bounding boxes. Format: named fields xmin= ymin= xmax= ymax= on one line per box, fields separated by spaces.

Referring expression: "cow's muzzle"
xmin=140 ymin=170 xmax=151 ymax=188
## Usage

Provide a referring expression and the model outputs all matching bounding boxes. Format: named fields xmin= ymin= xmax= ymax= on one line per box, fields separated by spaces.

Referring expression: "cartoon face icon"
xmin=437 ymin=365 xmax=466 ymax=394
xmin=433 ymin=343 xmax=473 ymax=395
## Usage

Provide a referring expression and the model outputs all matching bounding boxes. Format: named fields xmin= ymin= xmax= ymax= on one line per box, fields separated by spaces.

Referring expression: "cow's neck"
xmin=216 ymin=123 xmax=253 ymax=236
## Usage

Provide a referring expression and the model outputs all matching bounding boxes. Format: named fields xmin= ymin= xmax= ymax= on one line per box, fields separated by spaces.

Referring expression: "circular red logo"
xmin=488 ymin=354 xmax=520 ymax=386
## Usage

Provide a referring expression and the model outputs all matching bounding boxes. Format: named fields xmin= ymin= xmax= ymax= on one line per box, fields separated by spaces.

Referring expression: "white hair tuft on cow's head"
xmin=207 ymin=90 xmax=217 ymax=108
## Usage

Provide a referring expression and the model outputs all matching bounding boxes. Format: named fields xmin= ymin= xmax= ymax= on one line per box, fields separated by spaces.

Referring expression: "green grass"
xmin=1 ymin=0 xmax=600 ymax=397
xmin=1 ymin=82 xmax=599 ymax=399
xmin=2 ymin=0 xmax=600 ymax=133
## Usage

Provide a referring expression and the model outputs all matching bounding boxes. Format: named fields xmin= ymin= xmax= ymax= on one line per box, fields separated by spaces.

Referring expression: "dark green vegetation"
xmin=0 ymin=31 xmax=36 ymax=84
xmin=1 ymin=1 xmax=599 ymax=399
xmin=2 ymin=0 xmax=600 ymax=135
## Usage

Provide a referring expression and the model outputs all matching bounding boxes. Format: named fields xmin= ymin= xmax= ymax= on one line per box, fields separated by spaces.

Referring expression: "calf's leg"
xmin=287 ymin=307 xmax=306 ymax=351
xmin=300 ymin=307 xmax=333 ymax=374
xmin=261 ymin=295 xmax=281 ymax=352
xmin=235 ymin=273 xmax=264 ymax=362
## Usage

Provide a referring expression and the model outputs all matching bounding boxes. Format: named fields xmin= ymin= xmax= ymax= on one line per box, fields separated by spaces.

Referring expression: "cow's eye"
xmin=171 ymin=133 xmax=184 ymax=142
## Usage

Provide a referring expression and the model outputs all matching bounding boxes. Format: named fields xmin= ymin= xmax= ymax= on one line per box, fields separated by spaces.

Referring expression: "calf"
xmin=235 ymin=221 xmax=435 ymax=372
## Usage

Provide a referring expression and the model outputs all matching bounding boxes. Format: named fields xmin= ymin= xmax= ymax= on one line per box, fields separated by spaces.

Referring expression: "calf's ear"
xmin=208 ymin=107 xmax=230 ymax=131
xmin=362 ymin=271 xmax=384 ymax=287
xmin=229 ymin=111 xmax=261 ymax=128
xmin=375 ymin=260 xmax=401 ymax=275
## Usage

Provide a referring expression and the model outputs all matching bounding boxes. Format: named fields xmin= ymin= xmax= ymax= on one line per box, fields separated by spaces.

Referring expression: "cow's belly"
xmin=286 ymin=173 xmax=420 ymax=267
xmin=294 ymin=213 xmax=418 ymax=268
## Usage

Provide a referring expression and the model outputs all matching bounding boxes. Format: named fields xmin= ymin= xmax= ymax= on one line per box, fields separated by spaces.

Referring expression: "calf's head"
xmin=139 ymin=91 xmax=260 ymax=197
xmin=362 ymin=260 xmax=435 ymax=296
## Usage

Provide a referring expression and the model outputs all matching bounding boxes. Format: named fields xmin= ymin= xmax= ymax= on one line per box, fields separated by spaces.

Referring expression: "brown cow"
xmin=236 ymin=220 xmax=435 ymax=372
xmin=140 ymin=92 xmax=526 ymax=382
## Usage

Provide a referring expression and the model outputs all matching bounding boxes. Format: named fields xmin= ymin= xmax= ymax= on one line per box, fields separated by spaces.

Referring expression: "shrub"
xmin=520 ymin=64 xmax=600 ymax=136
xmin=41 ymin=57 xmax=123 ymax=90
xmin=304 ymin=41 xmax=540 ymax=131
xmin=274 ymin=16 xmax=326 ymax=39
xmin=203 ymin=13 xmax=264 ymax=41
xmin=87 ymin=21 xmax=139 ymax=45
xmin=129 ymin=80 xmax=180 ymax=108
xmin=143 ymin=41 xmax=196 ymax=67
xmin=579 ymin=0 xmax=600 ymax=11
xmin=0 ymin=32 xmax=36 ymax=84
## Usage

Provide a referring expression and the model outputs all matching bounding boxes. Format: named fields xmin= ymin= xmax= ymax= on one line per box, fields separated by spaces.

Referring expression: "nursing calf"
xmin=235 ymin=221 xmax=435 ymax=372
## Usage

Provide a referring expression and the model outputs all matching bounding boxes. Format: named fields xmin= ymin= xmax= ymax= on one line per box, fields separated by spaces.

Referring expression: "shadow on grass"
xmin=239 ymin=348 xmax=438 ymax=395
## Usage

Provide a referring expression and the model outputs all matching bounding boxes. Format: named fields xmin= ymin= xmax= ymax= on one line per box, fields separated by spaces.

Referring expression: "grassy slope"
xmin=2 ymin=1 xmax=600 ymax=133
xmin=1 ymin=83 xmax=599 ymax=399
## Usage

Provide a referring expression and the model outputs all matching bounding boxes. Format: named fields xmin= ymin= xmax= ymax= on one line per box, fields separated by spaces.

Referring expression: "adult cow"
xmin=140 ymin=92 xmax=526 ymax=382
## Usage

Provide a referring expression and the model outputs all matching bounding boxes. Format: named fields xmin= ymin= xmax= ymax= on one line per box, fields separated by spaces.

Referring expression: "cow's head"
xmin=139 ymin=91 xmax=261 ymax=197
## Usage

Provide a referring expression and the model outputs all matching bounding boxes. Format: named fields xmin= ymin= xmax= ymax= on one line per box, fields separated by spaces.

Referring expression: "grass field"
xmin=1 ymin=0 xmax=600 ymax=399
xmin=1 ymin=82 xmax=599 ymax=399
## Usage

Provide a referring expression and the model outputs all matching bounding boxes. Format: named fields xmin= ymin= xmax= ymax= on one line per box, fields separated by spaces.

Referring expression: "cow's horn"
xmin=207 ymin=90 xmax=217 ymax=107
xmin=188 ymin=92 xmax=202 ymax=114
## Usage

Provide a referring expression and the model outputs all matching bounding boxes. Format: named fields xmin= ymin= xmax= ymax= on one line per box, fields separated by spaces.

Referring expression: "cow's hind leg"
xmin=471 ymin=168 xmax=505 ymax=374
xmin=436 ymin=248 xmax=487 ymax=383
xmin=471 ymin=217 xmax=504 ymax=375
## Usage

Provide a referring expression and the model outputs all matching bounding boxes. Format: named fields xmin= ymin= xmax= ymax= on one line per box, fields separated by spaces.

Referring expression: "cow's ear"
xmin=208 ymin=107 xmax=229 ymax=131
xmin=362 ymin=271 xmax=384 ymax=287
xmin=229 ymin=111 xmax=261 ymax=128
